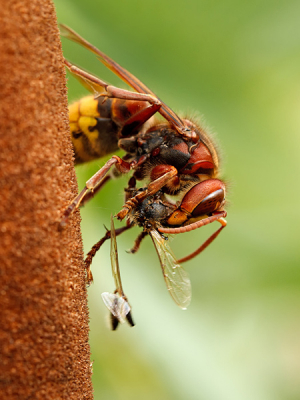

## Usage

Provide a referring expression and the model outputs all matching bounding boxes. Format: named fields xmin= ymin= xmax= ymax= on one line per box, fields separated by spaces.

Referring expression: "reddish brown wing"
xmin=60 ymin=24 xmax=185 ymax=130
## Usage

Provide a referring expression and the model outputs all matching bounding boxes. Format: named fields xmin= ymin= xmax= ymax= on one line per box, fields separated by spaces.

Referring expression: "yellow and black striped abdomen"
xmin=69 ymin=95 xmax=120 ymax=164
xmin=69 ymin=95 xmax=151 ymax=165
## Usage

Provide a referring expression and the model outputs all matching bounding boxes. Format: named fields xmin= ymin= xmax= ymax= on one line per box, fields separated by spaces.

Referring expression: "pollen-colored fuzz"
xmin=0 ymin=1 xmax=93 ymax=399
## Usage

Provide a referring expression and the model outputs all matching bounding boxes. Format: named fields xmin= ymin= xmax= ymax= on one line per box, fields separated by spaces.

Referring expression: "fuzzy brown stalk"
xmin=0 ymin=1 xmax=93 ymax=399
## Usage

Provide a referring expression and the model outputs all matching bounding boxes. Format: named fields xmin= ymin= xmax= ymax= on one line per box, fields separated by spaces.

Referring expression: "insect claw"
xmin=58 ymin=218 xmax=67 ymax=231
xmin=126 ymin=247 xmax=136 ymax=254
xmin=86 ymin=267 xmax=94 ymax=285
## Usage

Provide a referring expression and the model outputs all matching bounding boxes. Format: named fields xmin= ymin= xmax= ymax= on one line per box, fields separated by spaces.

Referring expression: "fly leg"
xmin=129 ymin=231 xmax=148 ymax=254
xmin=84 ymin=220 xmax=132 ymax=285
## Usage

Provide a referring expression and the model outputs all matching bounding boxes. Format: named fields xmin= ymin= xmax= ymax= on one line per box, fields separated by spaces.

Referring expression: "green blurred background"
xmin=55 ymin=0 xmax=300 ymax=399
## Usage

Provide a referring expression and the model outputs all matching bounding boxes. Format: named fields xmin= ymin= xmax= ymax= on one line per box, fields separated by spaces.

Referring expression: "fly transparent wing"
xmin=150 ymin=230 xmax=191 ymax=309
xmin=101 ymin=292 xmax=131 ymax=324
xmin=104 ymin=216 xmax=135 ymax=329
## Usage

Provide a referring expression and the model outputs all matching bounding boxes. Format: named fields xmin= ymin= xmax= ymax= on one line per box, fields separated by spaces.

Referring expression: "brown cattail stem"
xmin=0 ymin=1 xmax=93 ymax=399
